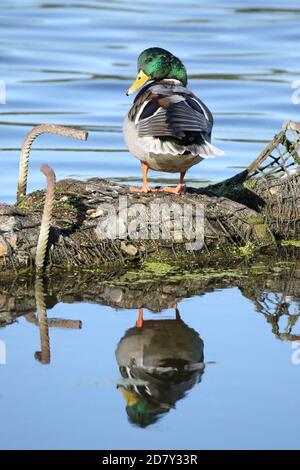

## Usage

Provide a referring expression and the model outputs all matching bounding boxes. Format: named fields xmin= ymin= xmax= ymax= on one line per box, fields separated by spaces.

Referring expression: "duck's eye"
xmin=145 ymin=56 xmax=153 ymax=63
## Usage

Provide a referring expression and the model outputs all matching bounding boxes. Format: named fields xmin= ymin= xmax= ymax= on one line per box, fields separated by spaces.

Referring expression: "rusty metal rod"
xmin=35 ymin=164 xmax=56 ymax=274
xmin=17 ymin=124 xmax=88 ymax=204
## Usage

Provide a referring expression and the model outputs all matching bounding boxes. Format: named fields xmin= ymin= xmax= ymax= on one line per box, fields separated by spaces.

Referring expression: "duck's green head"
xmin=126 ymin=47 xmax=187 ymax=95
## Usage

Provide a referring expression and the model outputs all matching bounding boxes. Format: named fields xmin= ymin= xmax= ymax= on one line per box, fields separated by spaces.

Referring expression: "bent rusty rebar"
xmin=17 ymin=124 xmax=88 ymax=204
xmin=35 ymin=164 xmax=56 ymax=274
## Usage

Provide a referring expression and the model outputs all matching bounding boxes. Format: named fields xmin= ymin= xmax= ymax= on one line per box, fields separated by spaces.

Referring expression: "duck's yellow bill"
xmin=126 ymin=69 xmax=150 ymax=95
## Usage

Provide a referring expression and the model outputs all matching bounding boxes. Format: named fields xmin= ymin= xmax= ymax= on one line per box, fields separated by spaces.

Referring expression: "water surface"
xmin=1 ymin=0 xmax=300 ymax=202
xmin=1 ymin=267 xmax=300 ymax=449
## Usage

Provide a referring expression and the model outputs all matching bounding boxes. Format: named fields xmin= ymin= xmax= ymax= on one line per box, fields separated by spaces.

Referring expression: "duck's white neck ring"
xmin=162 ymin=78 xmax=183 ymax=85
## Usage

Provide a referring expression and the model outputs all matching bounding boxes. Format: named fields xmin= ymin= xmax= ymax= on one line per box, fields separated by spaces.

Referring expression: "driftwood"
xmin=0 ymin=178 xmax=276 ymax=273
xmin=0 ymin=121 xmax=300 ymax=275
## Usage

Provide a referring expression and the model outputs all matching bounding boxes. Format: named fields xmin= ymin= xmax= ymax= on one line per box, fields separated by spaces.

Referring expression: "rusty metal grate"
xmin=247 ymin=121 xmax=300 ymax=178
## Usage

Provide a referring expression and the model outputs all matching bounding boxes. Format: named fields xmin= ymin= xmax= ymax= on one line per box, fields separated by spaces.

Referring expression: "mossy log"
xmin=0 ymin=177 xmax=275 ymax=274
xmin=0 ymin=121 xmax=300 ymax=276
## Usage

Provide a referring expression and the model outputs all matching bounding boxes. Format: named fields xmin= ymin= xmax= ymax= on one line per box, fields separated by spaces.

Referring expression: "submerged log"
xmin=0 ymin=121 xmax=300 ymax=275
xmin=1 ymin=258 xmax=299 ymax=340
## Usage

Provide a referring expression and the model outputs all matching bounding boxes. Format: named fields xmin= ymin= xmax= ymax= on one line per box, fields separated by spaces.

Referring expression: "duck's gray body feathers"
xmin=123 ymin=79 xmax=223 ymax=173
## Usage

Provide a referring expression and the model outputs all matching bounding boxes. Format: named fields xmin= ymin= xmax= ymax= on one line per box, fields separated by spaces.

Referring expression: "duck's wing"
xmin=132 ymin=84 xmax=213 ymax=143
xmin=128 ymin=82 xmax=223 ymax=158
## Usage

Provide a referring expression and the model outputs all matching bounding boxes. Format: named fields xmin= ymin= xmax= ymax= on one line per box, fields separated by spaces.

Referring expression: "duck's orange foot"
xmin=129 ymin=185 xmax=158 ymax=193
xmin=160 ymin=184 xmax=186 ymax=195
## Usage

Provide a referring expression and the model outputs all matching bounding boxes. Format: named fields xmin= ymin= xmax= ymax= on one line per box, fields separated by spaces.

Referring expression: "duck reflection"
xmin=115 ymin=305 xmax=205 ymax=427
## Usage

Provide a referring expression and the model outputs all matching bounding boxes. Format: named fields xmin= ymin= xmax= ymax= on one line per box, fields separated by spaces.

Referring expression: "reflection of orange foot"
xmin=136 ymin=307 xmax=144 ymax=328
xmin=160 ymin=184 xmax=186 ymax=195
xmin=173 ymin=303 xmax=181 ymax=320
xmin=129 ymin=185 xmax=157 ymax=193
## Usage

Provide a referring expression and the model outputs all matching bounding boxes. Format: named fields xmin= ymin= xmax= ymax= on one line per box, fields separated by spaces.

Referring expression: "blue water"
xmin=1 ymin=0 xmax=300 ymax=203
xmin=1 ymin=288 xmax=300 ymax=450
xmin=1 ymin=0 xmax=300 ymax=450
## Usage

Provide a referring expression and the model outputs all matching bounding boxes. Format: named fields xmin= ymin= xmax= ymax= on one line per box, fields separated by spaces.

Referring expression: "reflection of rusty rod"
xmin=35 ymin=276 xmax=50 ymax=365
xmin=35 ymin=164 xmax=56 ymax=274
xmin=25 ymin=313 xmax=81 ymax=329
xmin=17 ymin=124 xmax=88 ymax=204
xmin=47 ymin=319 xmax=82 ymax=329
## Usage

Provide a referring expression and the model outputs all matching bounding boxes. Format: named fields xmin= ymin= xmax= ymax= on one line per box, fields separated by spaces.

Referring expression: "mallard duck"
xmin=123 ymin=47 xmax=224 ymax=194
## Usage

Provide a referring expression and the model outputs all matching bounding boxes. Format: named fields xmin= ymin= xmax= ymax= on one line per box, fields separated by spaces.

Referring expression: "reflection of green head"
xmin=126 ymin=399 xmax=170 ymax=428
xmin=118 ymin=386 xmax=168 ymax=428
xmin=126 ymin=401 xmax=158 ymax=428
